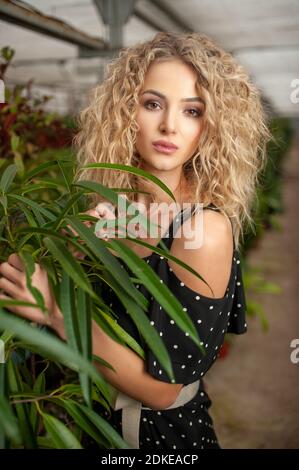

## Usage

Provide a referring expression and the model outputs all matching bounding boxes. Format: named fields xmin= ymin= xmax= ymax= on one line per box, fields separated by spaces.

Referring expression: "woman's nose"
xmin=159 ymin=108 xmax=177 ymax=134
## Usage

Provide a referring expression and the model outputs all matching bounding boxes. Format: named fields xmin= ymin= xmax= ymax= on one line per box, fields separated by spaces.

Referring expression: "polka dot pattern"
xmin=98 ymin=204 xmax=247 ymax=449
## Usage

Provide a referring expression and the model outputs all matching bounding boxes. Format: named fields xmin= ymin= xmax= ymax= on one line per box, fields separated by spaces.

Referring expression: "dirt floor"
xmin=204 ymin=124 xmax=299 ymax=449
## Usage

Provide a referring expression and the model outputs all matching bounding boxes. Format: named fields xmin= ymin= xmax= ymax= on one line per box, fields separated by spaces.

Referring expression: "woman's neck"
xmin=136 ymin=174 xmax=190 ymax=210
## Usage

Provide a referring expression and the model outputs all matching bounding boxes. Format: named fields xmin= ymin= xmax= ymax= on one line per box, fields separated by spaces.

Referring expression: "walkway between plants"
xmin=205 ymin=126 xmax=299 ymax=449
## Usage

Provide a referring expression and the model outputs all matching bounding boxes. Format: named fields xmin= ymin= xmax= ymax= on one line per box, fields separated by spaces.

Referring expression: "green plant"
xmin=235 ymin=117 xmax=294 ymax=332
xmin=0 ymin=46 xmax=76 ymax=183
xmin=243 ymin=117 xmax=294 ymax=253
xmin=0 ymin=160 xmax=208 ymax=449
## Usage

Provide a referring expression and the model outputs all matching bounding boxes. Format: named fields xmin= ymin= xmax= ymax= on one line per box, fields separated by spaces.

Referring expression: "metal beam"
xmin=133 ymin=5 xmax=175 ymax=32
xmin=81 ymin=0 xmax=193 ymax=58
xmin=149 ymin=0 xmax=192 ymax=33
xmin=232 ymin=44 xmax=299 ymax=54
xmin=0 ymin=0 xmax=107 ymax=51
xmin=93 ymin=0 xmax=136 ymax=50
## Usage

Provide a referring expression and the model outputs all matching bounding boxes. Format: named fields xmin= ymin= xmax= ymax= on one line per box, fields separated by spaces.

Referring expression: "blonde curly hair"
xmin=74 ymin=31 xmax=271 ymax=251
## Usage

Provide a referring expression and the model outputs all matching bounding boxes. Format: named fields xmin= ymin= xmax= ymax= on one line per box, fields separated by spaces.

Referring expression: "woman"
xmin=0 ymin=31 xmax=270 ymax=449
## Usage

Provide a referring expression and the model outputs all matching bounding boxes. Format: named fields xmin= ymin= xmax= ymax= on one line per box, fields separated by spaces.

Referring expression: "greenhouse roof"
xmin=0 ymin=0 xmax=298 ymax=117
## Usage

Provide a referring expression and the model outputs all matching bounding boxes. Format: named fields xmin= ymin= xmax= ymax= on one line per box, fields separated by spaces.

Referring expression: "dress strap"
xmin=160 ymin=205 xmax=192 ymax=249
xmin=158 ymin=203 xmax=236 ymax=251
xmin=161 ymin=203 xmax=220 ymax=249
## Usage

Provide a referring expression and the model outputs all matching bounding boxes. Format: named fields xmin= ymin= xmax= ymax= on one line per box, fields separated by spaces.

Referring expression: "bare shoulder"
xmin=168 ymin=209 xmax=234 ymax=299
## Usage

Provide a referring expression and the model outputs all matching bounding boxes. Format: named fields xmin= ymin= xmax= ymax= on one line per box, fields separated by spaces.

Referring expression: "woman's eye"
xmin=144 ymin=100 xmax=160 ymax=110
xmin=143 ymin=101 xmax=202 ymax=117
xmin=186 ymin=108 xmax=202 ymax=118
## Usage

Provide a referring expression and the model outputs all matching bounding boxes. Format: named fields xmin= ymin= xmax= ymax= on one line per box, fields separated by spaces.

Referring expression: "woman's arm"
xmin=53 ymin=311 xmax=183 ymax=410
xmin=0 ymin=254 xmax=183 ymax=411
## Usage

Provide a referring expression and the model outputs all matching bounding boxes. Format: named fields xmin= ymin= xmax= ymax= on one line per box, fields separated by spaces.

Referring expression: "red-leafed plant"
xmin=0 ymin=46 xmax=75 ymax=178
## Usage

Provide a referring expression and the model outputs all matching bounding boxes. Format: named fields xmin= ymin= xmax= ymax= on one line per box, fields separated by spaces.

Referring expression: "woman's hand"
xmin=0 ymin=253 xmax=65 ymax=339
xmin=64 ymin=201 xmax=126 ymax=253
xmin=93 ymin=202 xmax=118 ymax=239
xmin=94 ymin=200 xmax=148 ymax=239
xmin=63 ymin=198 xmax=148 ymax=259
xmin=62 ymin=204 xmax=116 ymax=260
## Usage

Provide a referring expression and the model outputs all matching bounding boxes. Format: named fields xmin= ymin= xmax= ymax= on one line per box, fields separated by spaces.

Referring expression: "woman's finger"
xmin=0 ymin=293 xmax=11 ymax=303
xmin=0 ymin=276 xmax=20 ymax=297
xmin=0 ymin=262 xmax=23 ymax=286
xmin=62 ymin=211 xmax=99 ymax=239
xmin=7 ymin=253 xmax=24 ymax=272
xmin=62 ymin=225 xmax=79 ymax=237
xmin=95 ymin=203 xmax=116 ymax=220
xmin=85 ymin=209 xmax=99 ymax=217
xmin=81 ymin=209 xmax=100 ymax=228
xmin=0 ymin=293 xmax=47 ymax=324
xmin=0 ymin=293 xmax=19 ymax=313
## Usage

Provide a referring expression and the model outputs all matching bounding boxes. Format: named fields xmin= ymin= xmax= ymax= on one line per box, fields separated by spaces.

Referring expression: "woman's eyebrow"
xmin=141 ymin=89 xmax=205 ymax=105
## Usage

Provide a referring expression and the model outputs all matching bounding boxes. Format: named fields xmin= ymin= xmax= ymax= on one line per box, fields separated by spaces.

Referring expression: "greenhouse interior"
xmin=0 ymin=0 xmax=299 ymax=453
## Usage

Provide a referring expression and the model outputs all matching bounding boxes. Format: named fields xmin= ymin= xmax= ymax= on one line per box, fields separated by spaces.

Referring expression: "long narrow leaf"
xmin=16 ymin=227 xmax=93 ymax=261
xmin=109 ymin=234 xmax=213 ymax=292
xmin=103 ymin=271 xmax=175 ymax=381
xmin=0 ymin=393 xmax=21 ymax=445
xmin=52 ymin=190 xmax=85 ymax=230
xmin=42 ymin=413 xmax=82 ymax=449
xmin=57 ymin=160 xmax=74 ymax=193
xmin=76 ymin=287 xmax=92 ymax=407
xmin=36 ymin=436 xmax=56 ymax=449
xmin=78 ymin=164 xmax=176 ymax=201
xmin=0 ymin=363 xmax=5 ymax=449
xmin=59 ymin=274 xmax=91 ymax=405
xmin=19 ymin=251 xmax=46 ymax=313
xmin=75 ymin=180 xmax=212 ymax=292
xmin=24 ymin=160 xmax=69 ymax=181
xmin=93 ymin=306 xmax=145 ymax=359
xmin=108 ymin=239 xmax=203 ymax=350
xmin=60 ymin=272 xmax=81 ymax=352
xmin=74 ymin=180 xmax=158 ymax=235
xmin=77 ymin=402 xmax=130 ymax=449
xmin=8 ymin=194 xmax=56 ymax=221
xmin=65 ymin=217 xmax=148 ymax=311
xmin=0 ymin=164 xmax=18 ymax=193
xmin=77 ymin=288 xmax=92 ymax=360
xmin=0 ymin=195 xmax=7 ymax=211
xmin=30 ymin=369 xmax=46 ymax=435
xmin=43 ymin=237 xmax=96 ymax=300
xmin=16 ymin=182 xmax=60 ymax=194
xmin=63 ymin=399 xmax=110 ymax=448
xmin=7 ymin=358 xmax=37 ymax=448
xmin=0 ymin=309 xmax=112 ymax=405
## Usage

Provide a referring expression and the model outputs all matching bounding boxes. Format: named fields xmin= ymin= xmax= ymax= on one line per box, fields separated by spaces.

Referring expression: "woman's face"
xmin=135 ymin=59 xmax=205 ymax=173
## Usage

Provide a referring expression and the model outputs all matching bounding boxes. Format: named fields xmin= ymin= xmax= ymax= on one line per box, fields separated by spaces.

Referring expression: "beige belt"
xmin=113 ymin=380 xmax=200 ymax=449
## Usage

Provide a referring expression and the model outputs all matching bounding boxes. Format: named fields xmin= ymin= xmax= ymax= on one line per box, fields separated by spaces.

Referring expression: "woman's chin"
xmin=141 ymin=157 xmax=180 ymax=172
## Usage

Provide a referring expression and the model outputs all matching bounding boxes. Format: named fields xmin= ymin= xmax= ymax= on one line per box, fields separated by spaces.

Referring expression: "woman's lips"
xmin=152 ymin=143 xmax=178 ymax=154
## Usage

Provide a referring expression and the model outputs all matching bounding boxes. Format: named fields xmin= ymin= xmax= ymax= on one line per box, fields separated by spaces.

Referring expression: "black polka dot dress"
xmin=98 ymin=204 xmax=247 ymax=450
